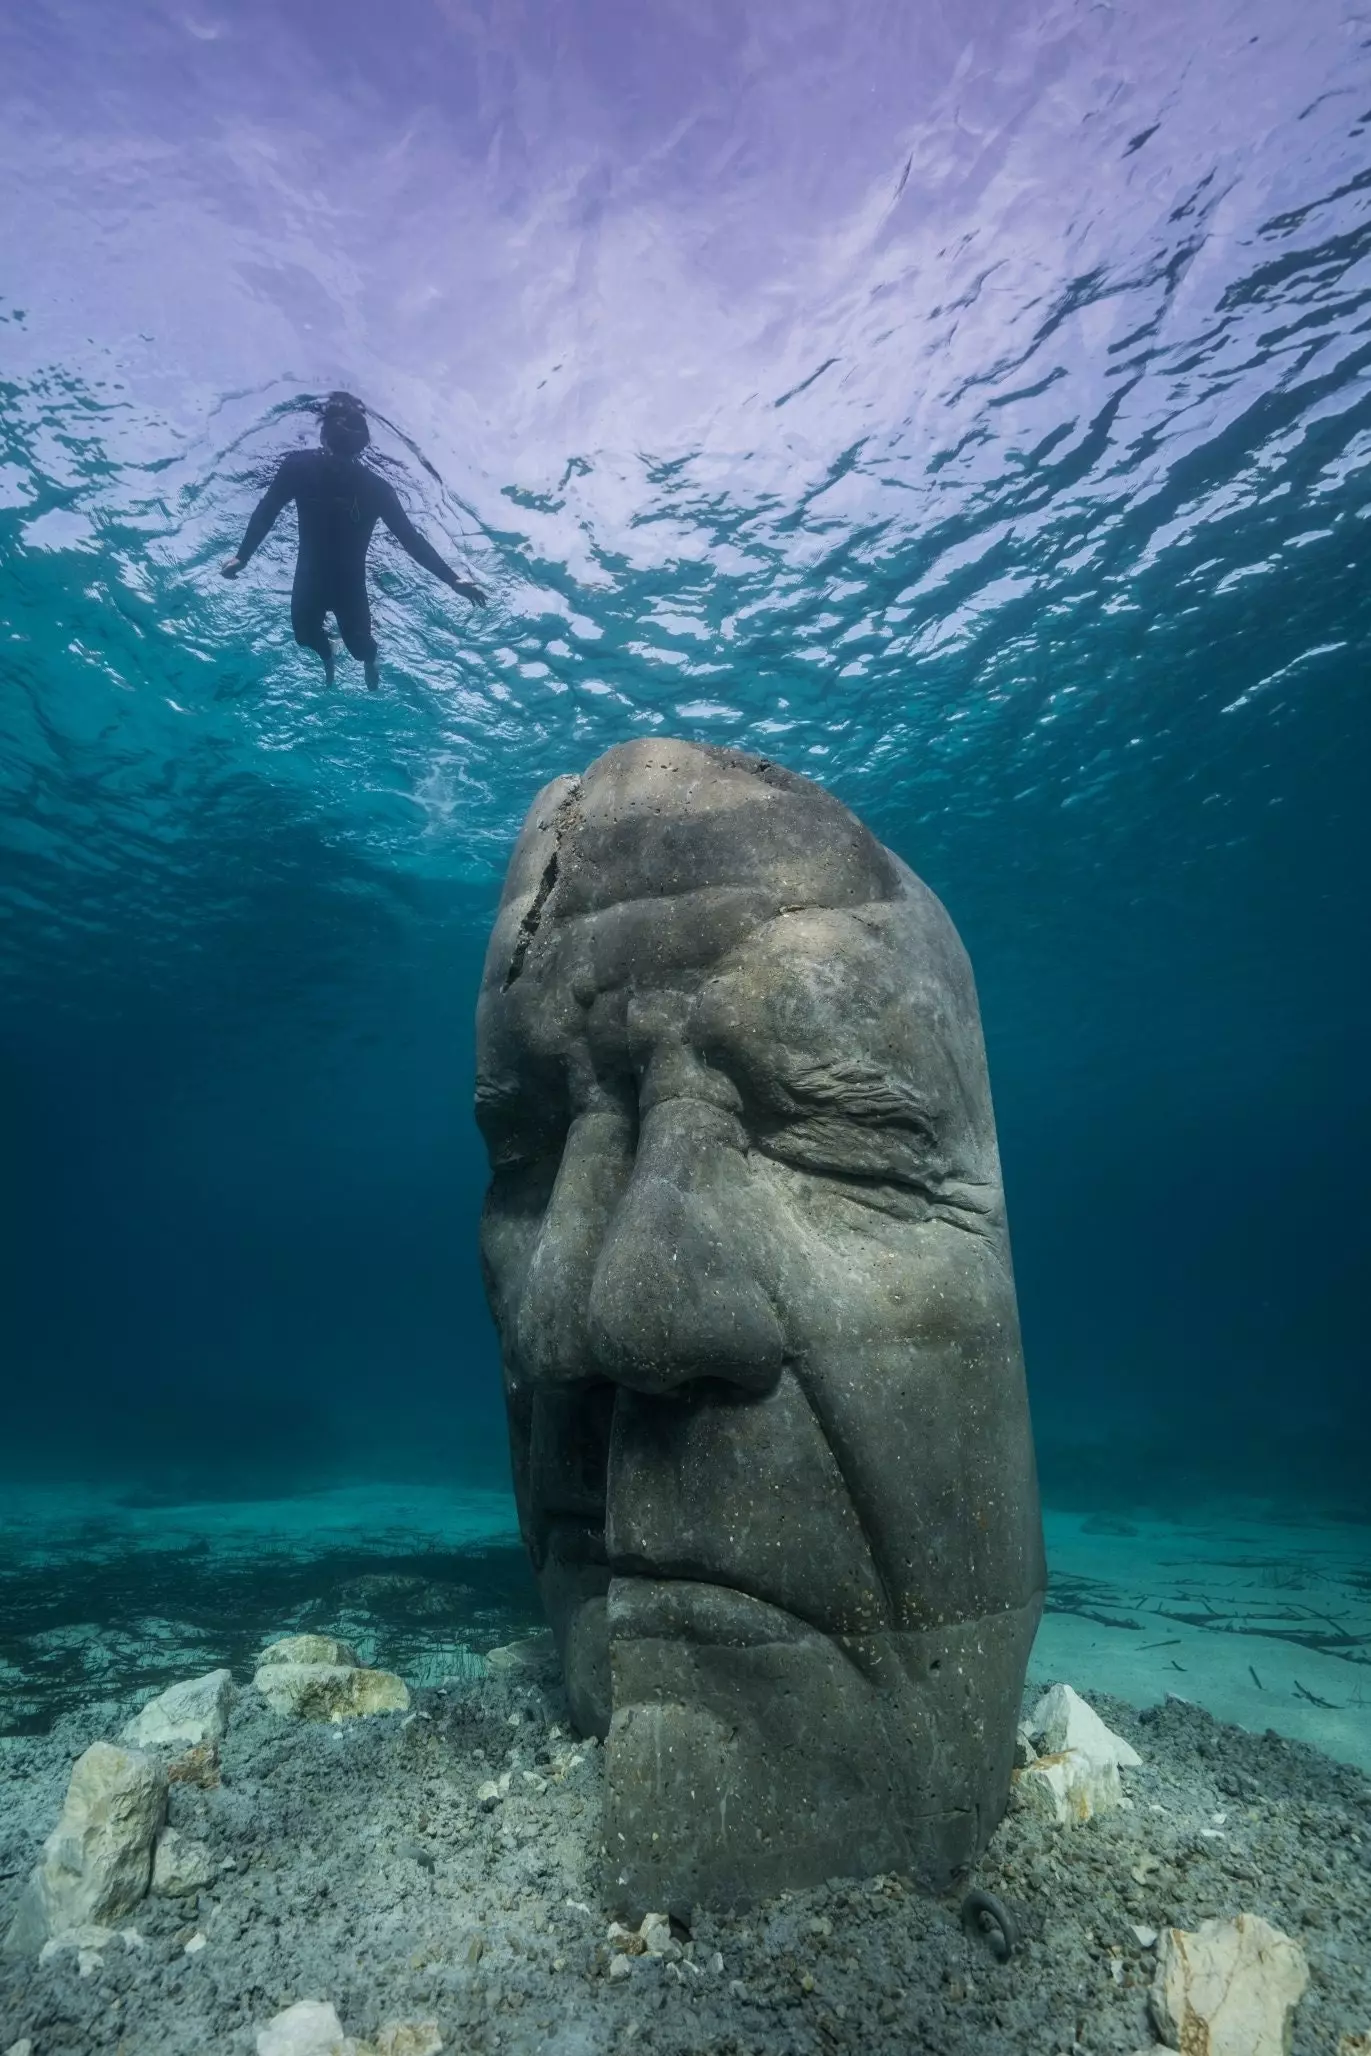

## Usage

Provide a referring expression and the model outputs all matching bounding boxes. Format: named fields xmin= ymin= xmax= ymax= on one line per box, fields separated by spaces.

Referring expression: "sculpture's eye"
xmin=475 ymin=1067 xmax=569 ymax=1174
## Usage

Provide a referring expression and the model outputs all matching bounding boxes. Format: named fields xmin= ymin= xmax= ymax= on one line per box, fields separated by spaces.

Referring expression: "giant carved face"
xmin=477 ymin=741 xmax=1044 ymax=1911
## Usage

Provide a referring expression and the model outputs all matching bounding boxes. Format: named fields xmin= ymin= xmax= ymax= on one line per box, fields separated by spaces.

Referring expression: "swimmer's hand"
xmin=449 ymin=576 xmax=488 ymax=607
xmin=221 ymin=556 xmax=243 ymax=579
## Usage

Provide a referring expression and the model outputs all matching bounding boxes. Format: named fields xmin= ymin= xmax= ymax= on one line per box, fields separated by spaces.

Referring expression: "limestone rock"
xmin=122 ymin=1668 xmax=237 ymax=1749
xmin=2 ymin=1742 xmax=166 ymax=1955
xmin=1030 ymin=1682 xmax=1141 ymax=1769
xmin=1013 ymin=1682 xmax=1142 ymax=1823
xmin=152 ymin=1826 xmax=216 ymax=1896
xmin=254 ymin=1661 xmax=409 ymax=1721
xmin=485 ymin=1631 xmax=557 ymax=1674
xmin=258 ymin=1634 xmax=359 ymax=1669
xmin=256 ymin=2000 xmax=348 ymax=2056
xmin=6 ymin=2039 xmax=34 ymax=2056
xmin=1014 ymin=1748 xmax=1124 ymax=1825
xmin=1150 ymin=1914 xmax=1309 ymax=2056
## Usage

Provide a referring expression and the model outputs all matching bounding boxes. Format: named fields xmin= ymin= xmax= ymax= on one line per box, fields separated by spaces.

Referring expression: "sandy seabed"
xmin=1 ymin=1485 xmax=1368 ymax=2054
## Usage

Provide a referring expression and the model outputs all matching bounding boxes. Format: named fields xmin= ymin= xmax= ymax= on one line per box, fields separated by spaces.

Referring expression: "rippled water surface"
xmin=2 ymin=0 xmax=1367 ymax=1498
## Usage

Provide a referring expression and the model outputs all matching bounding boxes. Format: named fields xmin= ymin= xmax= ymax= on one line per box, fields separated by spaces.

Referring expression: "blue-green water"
xmin=1 ymin=0 xmax=1367 ymax=1528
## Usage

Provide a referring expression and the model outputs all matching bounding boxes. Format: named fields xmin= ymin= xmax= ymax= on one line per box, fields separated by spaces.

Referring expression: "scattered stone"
xmin=2 ymin=1742 xmax=166 ymax=1955
xmin=167 ymin=1741 xmax=222 ymax=1788
xmin=122 ymin=1668 xmax=237 ymax=1749
xmin=38 ymin=1922 xmax=114 ymax=1963
xmin=152 ymin=1826 xmax=217 ymax=1896
xmin=608 ymin=1952 xmax=633 ymax=1981
xmin=1150 ymin=1913 xmax=1309 ymax=2056
xmin=360 ymin=2027 xmax=443 ymax=2056
xmin=5 ymin=2039 xmax=33 ymax=2056
xmin=254 ymin=1661 xmax=409 ymax=1722
xmin=256 ymin=2000 xmax=349 ymax=2056
xmin=1338 ymin=2037 xmax=1371 ymax=2055
xmin=1132 ymin=1924 xmax=1159 ymax=1949
xmin=184 ymin=1930 xmax=207 ymax=1955
xmin=258 ymin=1634 xmax=360 ymax=1668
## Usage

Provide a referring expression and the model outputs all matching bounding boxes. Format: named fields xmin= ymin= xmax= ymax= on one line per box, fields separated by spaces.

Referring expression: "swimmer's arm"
xmin=222 ymin=457 xmax=299 ymax=576
xmin=378 ymin=485 xmax=487 ymax=605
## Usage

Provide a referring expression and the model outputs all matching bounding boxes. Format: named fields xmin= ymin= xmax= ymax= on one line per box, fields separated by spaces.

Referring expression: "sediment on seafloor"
xmin=1 ymin=1639 xmax=1368 ymax=2055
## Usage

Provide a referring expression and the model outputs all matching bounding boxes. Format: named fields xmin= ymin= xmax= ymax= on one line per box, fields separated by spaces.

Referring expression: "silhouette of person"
xmin=221 ymin=392 xmax=486 ymax=689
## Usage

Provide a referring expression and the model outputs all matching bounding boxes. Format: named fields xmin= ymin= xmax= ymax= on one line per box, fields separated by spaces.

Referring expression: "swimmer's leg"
xmin=291 ymin=575 xmax=335 ymax=684
xmin=335 ymin=583 xmax=380 ymax=691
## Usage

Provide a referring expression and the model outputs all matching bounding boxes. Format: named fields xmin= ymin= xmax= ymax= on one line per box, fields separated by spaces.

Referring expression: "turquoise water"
xmin=1 ymin=0 xmax=1367 ymax=1534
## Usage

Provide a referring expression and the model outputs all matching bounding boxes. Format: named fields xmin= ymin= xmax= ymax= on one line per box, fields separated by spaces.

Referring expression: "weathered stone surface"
xmin=122 ymin=1668 xmax=237 ymax=1749
xmin=254 ymin=1660 xmax=409 ymax=1721
xmin=256 ymin=2001 xmax=348 ymax=2056
xmin=1150 ymin=1914 xmax=1308 ymax=2056
xmin=258 ymin=1634 xmax=359 ymax=1669
xmin=2 ymin=1742 xmax=166 ymax=1955
xmin=152 ymin=1826 xmax=217 ymax=1895
xmin=476 ymin=740 xmax=1045 ymax=1909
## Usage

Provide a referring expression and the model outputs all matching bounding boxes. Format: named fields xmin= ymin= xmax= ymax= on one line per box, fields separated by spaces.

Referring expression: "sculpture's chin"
xmin=602 ymin=1575 xmax=1044 ymax=1917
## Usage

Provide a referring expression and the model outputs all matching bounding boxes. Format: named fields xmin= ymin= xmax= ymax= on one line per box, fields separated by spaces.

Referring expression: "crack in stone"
xmin=503 ymin=784 xmax=580 ymax=991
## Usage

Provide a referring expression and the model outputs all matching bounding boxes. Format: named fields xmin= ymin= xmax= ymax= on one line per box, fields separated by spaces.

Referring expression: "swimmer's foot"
xmin=364 ymin=657 xmax=380 ymax=691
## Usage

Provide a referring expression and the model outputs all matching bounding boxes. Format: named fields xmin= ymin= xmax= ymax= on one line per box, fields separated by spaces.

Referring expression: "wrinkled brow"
xmin=767 ymin=1058 xmax=935 ymax=1129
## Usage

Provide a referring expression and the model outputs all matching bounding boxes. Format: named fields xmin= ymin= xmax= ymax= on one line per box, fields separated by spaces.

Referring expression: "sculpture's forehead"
xmin=553 ymin=742 xmax=901 ymax=918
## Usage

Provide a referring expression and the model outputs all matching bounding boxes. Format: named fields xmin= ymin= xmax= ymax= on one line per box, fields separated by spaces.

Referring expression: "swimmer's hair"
xmin=319 ymin=391 xmax=370 ymax=457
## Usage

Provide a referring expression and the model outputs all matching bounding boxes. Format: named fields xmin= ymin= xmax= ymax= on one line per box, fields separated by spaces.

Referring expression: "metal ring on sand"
xmin=960 ymin=1887 xmax=1019 ymax=1962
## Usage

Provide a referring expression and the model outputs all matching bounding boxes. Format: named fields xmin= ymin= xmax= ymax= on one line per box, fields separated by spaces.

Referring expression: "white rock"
xmin=607 ymin=1952 xmax=633 ymax=1981
xmin=254 ymin=1661 xmax=409 ymax=1721
xmin=6 ymin=2039 xmax=34 ymax=2056
xmin=485 ymin=1631 xmax=556 ymax=1674
xmin=1132 ymin=1924 xmax=1159 ymax=1949
xmin=1150 ymin=1914 xmax=1309 ymax=2056
xmin=475 ymin=1779 xmax=503 ymax=1810
xmin=3 ymin=1742 xmax=166 ymax=1956
xmin=258 ymin=1634 xmax=359 ymax=1668
xmin=256 ymin=2000 xmax=349 ymax=2056
xmin=152 ymin=1826 xmax=216 ymax=1896
xmin=184 ymin=1930 xmax=207 ymax=1955
xmin=122 ymin=1668 xmax=237 ymax=1749
xmin=1030 ymin=1682 xmax=1141 ymax=1769
xmin=1014 ymin=1749 xmax=1123 ymax=1825
xmin=639 ymin=1912 xmax=679 ymax=1958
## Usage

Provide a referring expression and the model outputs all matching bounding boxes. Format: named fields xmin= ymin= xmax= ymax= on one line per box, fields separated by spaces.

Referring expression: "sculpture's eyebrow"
xmin=769 ymin=1058 xmax=936 ymax=1131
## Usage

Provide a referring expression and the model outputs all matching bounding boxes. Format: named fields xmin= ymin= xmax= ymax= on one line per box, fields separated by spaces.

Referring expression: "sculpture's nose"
xmin=585 ymin=1099 xmax=785 ymax=1395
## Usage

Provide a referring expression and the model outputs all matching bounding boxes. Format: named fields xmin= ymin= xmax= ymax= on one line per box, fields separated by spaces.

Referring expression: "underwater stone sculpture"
xmin=476 ymin=740 xmax=1045 ymax=1911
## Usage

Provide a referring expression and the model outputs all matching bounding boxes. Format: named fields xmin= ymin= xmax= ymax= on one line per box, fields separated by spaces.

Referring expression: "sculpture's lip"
xmin=604 ymin=1570 xmax=840 ymax=1648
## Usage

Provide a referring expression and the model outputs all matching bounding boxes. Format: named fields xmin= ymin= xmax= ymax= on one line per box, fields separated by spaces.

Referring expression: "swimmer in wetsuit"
xmin=221 ymin=392 xmax=486 ymax=689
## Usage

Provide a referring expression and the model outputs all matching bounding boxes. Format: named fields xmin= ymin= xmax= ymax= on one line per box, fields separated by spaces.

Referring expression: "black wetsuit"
xmin=234 ymin=449 xmax=458 ymax=663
